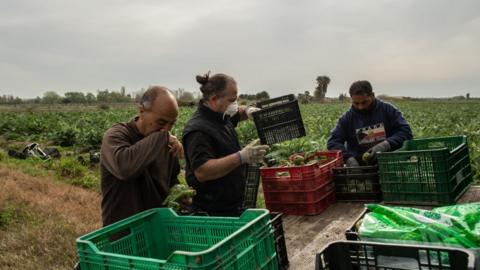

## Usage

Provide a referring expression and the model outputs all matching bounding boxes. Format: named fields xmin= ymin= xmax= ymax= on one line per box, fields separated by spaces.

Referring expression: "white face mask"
xmin=223 ymin=101 xmax=238 ymax=118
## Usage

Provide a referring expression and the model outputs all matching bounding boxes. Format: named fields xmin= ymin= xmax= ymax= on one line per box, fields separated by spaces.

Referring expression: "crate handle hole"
xmin=427 ymin=142 xmax=446 ymax=149
xmin=275 ymin=171 xmax=291 ymax=178
xmin=108 ymin=228 xmax=132 ymax=243
xmin=376 ymin=255 xmax=419 ymax=269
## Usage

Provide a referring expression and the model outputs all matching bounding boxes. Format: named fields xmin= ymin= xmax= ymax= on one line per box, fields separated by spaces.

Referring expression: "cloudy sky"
xmin=1 ymin=0 xmax=479 ymax=98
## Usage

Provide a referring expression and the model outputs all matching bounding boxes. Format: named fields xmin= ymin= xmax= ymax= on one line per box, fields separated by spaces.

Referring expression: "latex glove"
xmin=346 ymin=156 xmax=360 ymax=167
xmin=168 ymin=134 xmax=184 ymax=158
xmin=363 ymin=140 xmax=391 ymax=164
xmin=246 ymin=107 xmax=261 ymax=119
xmin=238 ymin=139 xmax=269 ymax=164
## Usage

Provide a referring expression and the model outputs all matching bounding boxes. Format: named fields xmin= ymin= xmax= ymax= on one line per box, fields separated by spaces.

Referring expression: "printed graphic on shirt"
xmin=356 ymin=123 xmax=386 ymax=146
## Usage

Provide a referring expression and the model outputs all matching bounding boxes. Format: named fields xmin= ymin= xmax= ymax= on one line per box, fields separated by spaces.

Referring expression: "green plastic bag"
xmin=358 ymin=203 xmax=480 ymax=249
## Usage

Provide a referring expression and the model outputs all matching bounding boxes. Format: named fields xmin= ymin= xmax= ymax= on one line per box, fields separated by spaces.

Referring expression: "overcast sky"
xmin=1 ymin=0 xmax=479 ymax=98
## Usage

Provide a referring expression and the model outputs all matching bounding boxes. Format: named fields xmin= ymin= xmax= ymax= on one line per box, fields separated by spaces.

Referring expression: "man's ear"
xmin=371 ymin=92 xmax=375 ymax=98
xmin=209 ymin=95 xmax=219 ymax=108
xmin=138 ymin=105 xmax=145 ymax=119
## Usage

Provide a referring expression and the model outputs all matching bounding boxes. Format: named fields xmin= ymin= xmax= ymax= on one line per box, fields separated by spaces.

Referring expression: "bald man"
xmin=100 ymin=86 xmax=183 ymax=226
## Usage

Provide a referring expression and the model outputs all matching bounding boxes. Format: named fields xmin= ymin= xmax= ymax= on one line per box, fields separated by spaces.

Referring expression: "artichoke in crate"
xmin=289 ymin=154 xmax=305 ymax=166
xmin=163 ymin=184 xmax=196 ymax=212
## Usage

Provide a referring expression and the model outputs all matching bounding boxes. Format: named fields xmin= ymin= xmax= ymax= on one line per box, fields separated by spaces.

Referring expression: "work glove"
xmin=363 ymin=140 xmax=391 ymax=164
xmin=246 ymin=106 xmax=261 ymax=119
xmin=346 ymin=156 xmax=360 ymax=167
xmin=238 ymin=139 xmax=269 ymax=164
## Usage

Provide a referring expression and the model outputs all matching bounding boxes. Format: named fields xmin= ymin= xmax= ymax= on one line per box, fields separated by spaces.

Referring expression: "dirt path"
xmin=0 ymin=165 xmax=101 ymax=269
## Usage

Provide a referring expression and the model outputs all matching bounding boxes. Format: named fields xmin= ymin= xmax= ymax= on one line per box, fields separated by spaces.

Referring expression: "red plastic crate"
xmin=265 ymin=190 xmax=336 ymax=216
xmin=260 ymin=151 xmax=343 ymax=181
xmin=262 ymin=173 xmax=329 ymax=192
xmin=264 ymin=180 xmax=335 ymax=204
xmin=260 ymin=151 xmax=343 ymax=192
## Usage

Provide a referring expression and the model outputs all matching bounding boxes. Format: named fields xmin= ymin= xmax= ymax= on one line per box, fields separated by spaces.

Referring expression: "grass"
xmin=0 ymin=165 xmax=101 ymax=269
xmin=0 ymin=203 xmax=20 ymax=227
xmin=0 ymin=150 xmax=101 ymax=191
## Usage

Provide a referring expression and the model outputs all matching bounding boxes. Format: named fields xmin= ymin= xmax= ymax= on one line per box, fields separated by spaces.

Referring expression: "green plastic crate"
xmin=377 ymin=136 xmax=473 ymax=206
xmin=76 ymin=208 xmax=278 ymax=270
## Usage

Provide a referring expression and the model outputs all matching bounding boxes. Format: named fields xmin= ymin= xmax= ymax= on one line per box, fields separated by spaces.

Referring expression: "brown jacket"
xmin=100 ymin=118 xmax=179 ymax=226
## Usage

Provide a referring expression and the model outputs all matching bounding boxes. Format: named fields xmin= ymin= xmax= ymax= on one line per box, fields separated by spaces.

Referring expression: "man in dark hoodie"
xmin=327 ymin=80 xmax=413 ymax=166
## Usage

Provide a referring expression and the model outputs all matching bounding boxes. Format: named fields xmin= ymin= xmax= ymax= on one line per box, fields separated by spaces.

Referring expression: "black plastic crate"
xmin=271 ymin=212 xmax=289 ymax=270
xmin=242 ymin=164 xmax=261 ymax=209
xmin=315 ymin=240 xmax=476 ymax=270
xmin=333 ymin=166 xmax=382 ymax=202
xmin=344 ymin=208 xmax=368 ymax=241
xmin=252 ymin=94 xmax=306 ymax=145
xmin=256 ymin=94 xmax=295 ymax=109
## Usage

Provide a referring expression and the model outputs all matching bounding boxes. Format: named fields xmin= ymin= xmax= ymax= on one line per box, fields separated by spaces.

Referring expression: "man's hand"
xmin=168 ymin=134 xmax=184 ymax=158
xmin=238 ymin=139 xmax=269 ymax=164
xmin=364 ymin=140 xmax=391 ymax=164
xmin=346 ymin=156 xmax=360 ymax=167
xmin=163 ymin=184 xmax=196 ymax=212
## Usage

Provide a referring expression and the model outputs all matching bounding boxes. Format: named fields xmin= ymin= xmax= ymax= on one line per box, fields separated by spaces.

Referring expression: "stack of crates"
xmin=260 ymin=150 xmax=343 ymax=215
xmin=240 ymin=165 xmax=290 ymax=270
xmin=76 ymin=208 xmax=278 ymax=270
xmin=377 ymin=135 xmax=472 ymax=205
xmin=271 ymin=212 xmax=290 ymax=270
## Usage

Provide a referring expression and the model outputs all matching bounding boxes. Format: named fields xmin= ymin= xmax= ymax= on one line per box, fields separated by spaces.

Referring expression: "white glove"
xmin=246 ymin=107 xmax=261 ymax=119
xmin=364 ymin=140 xmax=391 ymax=163
xmin=238 ymin=139 xmax=269 ymax=164
xmin=346 ymin=157 xmax=360 ymax=167
xmin=367 ymin=140 xmax=391 ymax=154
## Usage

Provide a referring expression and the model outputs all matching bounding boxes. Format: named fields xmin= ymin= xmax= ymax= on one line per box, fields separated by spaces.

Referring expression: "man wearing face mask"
xmin=100 ymin=86 xmax=183 ymax=226
xmin=182 ymin=72 xmax=268 ymax=216
xmin=327 ymin=80 xmax=413 ymax=167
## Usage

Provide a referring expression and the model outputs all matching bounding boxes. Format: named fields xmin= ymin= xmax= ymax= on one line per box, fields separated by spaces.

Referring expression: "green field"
xmin=0 ymin=100 xmax=479 ymax=185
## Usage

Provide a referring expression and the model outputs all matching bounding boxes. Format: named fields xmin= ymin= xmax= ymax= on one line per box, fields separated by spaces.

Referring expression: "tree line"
xmin=0 ymin=76 xmax=335 ymax=105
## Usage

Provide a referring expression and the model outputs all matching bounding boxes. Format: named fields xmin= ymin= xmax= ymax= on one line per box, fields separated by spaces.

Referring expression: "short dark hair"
xmin=140 ymin=86 xmax=170 ymax=111
xmin=349 ymin=80 xmax=373 ymax=96
xmin=196 ymin=72 xmax=234 ymax=99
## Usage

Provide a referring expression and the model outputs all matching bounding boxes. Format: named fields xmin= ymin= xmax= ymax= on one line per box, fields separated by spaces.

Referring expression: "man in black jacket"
xmin=182 ymin=72 xmax=268 ymax=216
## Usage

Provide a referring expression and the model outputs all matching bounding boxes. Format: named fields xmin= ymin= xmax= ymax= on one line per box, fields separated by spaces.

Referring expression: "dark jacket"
xmin=327 ymin=98 xmax=413 ymax=161
xmin=182 ymin=103 xmax=246 ymax=216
